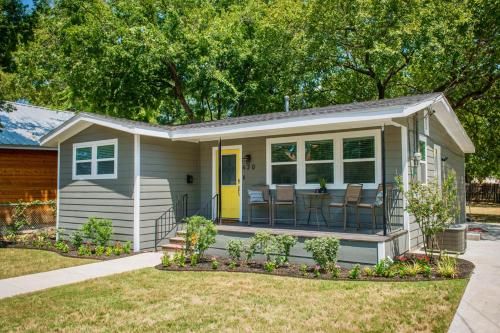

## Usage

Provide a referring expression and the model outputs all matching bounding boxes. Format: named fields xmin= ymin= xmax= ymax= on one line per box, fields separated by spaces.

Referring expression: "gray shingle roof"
xmin=0 ymin=102 xmax=74 ymax=147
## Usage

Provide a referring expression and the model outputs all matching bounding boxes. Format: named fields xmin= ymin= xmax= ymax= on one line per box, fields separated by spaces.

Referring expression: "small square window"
xmin=73 ymin=139 xmax=117 ymax=180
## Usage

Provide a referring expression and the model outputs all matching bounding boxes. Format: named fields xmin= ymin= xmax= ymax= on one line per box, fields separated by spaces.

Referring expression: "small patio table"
xmin=300 ymin=192 xmax=331 ymax=228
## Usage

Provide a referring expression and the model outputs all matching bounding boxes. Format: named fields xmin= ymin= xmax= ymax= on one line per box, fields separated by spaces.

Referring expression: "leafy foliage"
xmin=304 ymin=237 xmax=340 ymax=270
xmin=81 ymin=217 xmax=113 ymax=247
xmin=184 ymin=215 xmax=217 ymax=258
xmin=245 ymin=232 xmax=297 ymax=266
xmin=226 ymin=240 xmax=244 ymax=263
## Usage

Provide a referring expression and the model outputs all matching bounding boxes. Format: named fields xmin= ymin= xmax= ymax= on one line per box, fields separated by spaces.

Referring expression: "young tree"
xmin=401 ymin=173 xmax=459 ymax=258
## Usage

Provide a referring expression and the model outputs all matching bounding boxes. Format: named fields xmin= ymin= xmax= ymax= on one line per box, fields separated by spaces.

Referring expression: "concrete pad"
xmin=467 ymin=232 xmax=481 ymax=241
xmin=448 ymin=240 xmax=500 ymax=333
xmin=0 ymin=252 xmax=162 ymax=299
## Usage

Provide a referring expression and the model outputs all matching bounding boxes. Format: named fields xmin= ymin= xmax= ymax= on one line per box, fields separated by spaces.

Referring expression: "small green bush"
xmin=82 ymin=217 xmax=113 ymax=246
xmin=70 ymin=231 xmax=84 ymax=249
xmin=113 ymin=241 xmax=123 ymax=256
xmin=227 ymin=240 xmax=244 ymax=262
xmin=190 ymin=253 xmax=199 ymax=266
xmin=211 ymin=257 xmax=219 ymax=270
xmin=374 ymin=258 xmax=393 ymax=276
xmin=123 ymin=241 xmax=132 ymax=254
xmin=95 ymin=245 xmax=105 ymax=256
xmin=275 ymin=234 xmax=297 ymax=263
xmin=184 ymin=216 xmax=217 ymax=258
xmin=437 ymin=254 xmax=457 ymax=278
xmin=328 ymin=263 xmax=341 ymax=279
xmin=173 ymin=251 xmax=186 ymax=267
xmin=304 ymin=237 xmax=340 ymax=270
xmin=348 ymin=264 xmax=361 ymax=279
xmin=245 ymin=232 xmax=297 ymax=266
xmin=228 ymin=261 xmax=237 ymax=269
xmin=105 ymin=246 xmax=113 ymax=256
xmin=54 ymin=240 xmax=69 ymax=253
xmin=299 ymin=264 xmax=309 ymax=276
xmin=264 ymin=261 xmax=276 ymax=273
xmin=363 ymin=267 xmax=375 ymax=277
xmin=77 ymin=243 xmax=92 ymax=256
xmin=162 ymin=255 xmax=172 ymax=267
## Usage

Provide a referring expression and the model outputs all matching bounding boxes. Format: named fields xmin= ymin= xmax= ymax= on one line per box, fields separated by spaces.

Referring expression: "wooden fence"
xmin=466 ymin=183 xmax=500 ymax=204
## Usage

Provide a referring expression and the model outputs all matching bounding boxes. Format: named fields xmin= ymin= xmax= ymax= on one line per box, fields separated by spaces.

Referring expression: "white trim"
xmin=266 ymin=129 xmax=381 ymax=190
xmin=133 ymin=134 xmax=141 ymax=252
xmin=56 ymin=141 xmax=61 ymax=241
xmin=377 ymin=241 xmax=386 ymax=262
xmin=401 ymin=126 xmax=411 ymax=252
xmin=72 ymin=139 xmax=118 ymax=180
xmin=211 ymin=145 xmax=243 ymax=221
xmin=434 ymin=144 xmax=442 ymax=187
xmin=418 ymin=135 xmax=428 ymax=184
xmin=423 ymin=109 xmax=430 ymax=136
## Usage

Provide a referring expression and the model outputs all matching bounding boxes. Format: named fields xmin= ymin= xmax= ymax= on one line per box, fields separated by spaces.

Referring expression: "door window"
xmin=221 ymin=154 xmax=237 ymax=185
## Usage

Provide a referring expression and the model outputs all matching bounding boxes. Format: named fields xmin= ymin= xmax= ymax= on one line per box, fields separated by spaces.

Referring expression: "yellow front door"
xmin=214 ymin=148 xmax=241 ymax=220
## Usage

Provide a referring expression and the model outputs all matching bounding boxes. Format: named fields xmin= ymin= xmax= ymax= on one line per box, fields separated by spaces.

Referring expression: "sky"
xmin=21 ymin=0 xmax=34 ymax=9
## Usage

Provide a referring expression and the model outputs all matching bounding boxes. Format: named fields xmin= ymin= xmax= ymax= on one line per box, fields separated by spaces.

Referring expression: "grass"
xmin=0 ymin=248 xmax=96 ymax=279
xmin=0 ymin=268 xmax=467 ymax=333
xmin=468 ymin=203 xmax=500 ymax=223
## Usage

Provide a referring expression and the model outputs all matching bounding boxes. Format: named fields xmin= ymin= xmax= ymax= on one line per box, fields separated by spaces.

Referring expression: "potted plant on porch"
xmin=316 ymin=178 xmax=328 ymax=193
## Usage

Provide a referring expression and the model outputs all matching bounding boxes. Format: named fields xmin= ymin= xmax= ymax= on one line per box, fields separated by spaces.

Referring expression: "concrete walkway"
xmin=448 ymin=240 xmax=500 ymax=333
xmin=0 ymin=252 xmax=162 ymax=299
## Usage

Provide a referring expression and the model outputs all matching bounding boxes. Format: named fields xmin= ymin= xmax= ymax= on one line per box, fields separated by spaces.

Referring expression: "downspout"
xmin=382 ymin=125 xmax=387 ymax=236
xmin=218 ymin=137 xmax=222 ymax=224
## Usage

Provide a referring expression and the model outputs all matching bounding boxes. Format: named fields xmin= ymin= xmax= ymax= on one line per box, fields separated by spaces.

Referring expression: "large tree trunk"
xmin=167 ymin=62 xmax=195 ymax=123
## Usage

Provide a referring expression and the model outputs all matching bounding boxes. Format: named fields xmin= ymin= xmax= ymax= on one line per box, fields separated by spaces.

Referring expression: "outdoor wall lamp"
xmin=243 ymin=154 xmax=252 ymax=170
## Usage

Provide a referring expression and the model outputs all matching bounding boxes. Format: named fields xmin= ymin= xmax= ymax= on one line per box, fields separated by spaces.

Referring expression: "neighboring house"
xmin=40 ymin=93 xmax=474 ymax=264
xmin=0 ymin=103 xmax=73 ymax=203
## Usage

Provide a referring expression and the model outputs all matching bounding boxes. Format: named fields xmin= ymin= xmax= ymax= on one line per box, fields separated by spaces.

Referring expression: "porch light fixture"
xmin=243 ymin=154 xmax=252 ymax=170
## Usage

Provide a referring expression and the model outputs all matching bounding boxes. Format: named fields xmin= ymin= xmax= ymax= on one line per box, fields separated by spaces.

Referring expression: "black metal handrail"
xmin=154 ymin=194 xmax=188 ymax=251
xmin=192 ymin=194 xmax=219 ymax=223
xmin=386 ymin=188 xmax=404 ymax=233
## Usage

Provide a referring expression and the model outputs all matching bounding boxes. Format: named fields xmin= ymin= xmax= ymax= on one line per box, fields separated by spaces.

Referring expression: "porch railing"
xmin=386 ymin=187 xmax=404 ymax=233
xmin=193 ymin=194 xmax=219 ymax=222
xmin=154 ymin=194 xmax=188 ymax=251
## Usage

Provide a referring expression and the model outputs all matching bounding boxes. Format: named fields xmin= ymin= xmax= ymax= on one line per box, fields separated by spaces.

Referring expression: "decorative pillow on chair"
xmin=248 ymin=190 xmax=265 ymax=203
xmin=374 ymin=191 xmax=384 ymax=207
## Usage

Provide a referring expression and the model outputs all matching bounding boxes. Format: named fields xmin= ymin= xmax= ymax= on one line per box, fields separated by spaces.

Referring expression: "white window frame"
xmin=304 ymin=138 xmax=335 ymax=184
xmin=418 ymin=135 xmax=427 ymax=184
xmin=423 ymin=109 xmax=430 ymax=136
xmin=269 ymin=141 xmax=299 ymax=185
xmin=266 ymin=129 xmax=381 ymax=189
xmin=73 ymin=139 xmax=118 ymax=180
xmin=342 ymin=134 xmax=378 ymax=185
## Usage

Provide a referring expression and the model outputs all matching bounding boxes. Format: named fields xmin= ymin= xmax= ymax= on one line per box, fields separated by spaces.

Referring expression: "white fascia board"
xmin=171 ymin=107 xmax=405 ymax=141
xmin=41 ymin=115 xmax=171 ymax=147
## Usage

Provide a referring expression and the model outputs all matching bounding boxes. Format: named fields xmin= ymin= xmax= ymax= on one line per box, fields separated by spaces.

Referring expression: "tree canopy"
xmin=3 ymin=0 xmax=499 ymax=179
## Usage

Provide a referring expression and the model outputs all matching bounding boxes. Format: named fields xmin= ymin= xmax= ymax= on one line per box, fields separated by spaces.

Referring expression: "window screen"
xmin=343 ymin=137 xmax=375 ymax=183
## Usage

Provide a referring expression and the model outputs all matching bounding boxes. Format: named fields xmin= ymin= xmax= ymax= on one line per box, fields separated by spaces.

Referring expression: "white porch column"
xmin=401 ymin=126 xmax=410 ymax=251
xmin=56 ymin=141 xmax=61 ymax=240
xmin=133 ymin=134 xmax=141 ymax=252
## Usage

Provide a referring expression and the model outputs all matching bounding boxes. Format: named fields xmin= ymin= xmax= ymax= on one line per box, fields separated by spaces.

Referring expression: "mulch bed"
xmin=1 ymin=241 xmax=136 ymax=261
xmin=155 ymin=257 xmax=474 ymax=282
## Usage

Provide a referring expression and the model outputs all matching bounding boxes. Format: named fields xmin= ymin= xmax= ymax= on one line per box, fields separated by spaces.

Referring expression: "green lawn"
xmin=0 ymin=268 xmax=467 ymax=333
xmin=0 ymin=248 xmax=96 ymax=279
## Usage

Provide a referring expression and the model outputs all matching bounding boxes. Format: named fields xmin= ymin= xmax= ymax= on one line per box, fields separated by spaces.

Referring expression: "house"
xmin=40 ymin=93 xmax=474 ymax=265
xmin=0 ymin=103 xmax=73 ymax=224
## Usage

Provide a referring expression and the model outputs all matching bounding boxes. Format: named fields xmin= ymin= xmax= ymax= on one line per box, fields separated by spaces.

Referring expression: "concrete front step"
xmin=169 ymin=236 xmax=186 ymax=245
xmin=161 ymin=243 xmax=184 ymax=254
xmin=176 ymin=230 xmax=187 ymax=236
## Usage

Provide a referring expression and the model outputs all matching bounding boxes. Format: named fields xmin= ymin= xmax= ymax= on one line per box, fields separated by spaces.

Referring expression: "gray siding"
xmin=199 ymin=126 xmax=402 ymax=226
xmin=396 ymin=111 xmax=466 ymax=249
xmin=59 ymin=125 xmax=134 ymax=244
xmin=140 ymin=137 xmax=200 ymax=249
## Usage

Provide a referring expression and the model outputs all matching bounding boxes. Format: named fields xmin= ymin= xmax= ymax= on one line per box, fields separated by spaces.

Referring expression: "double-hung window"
xmin=305 ymin=139 xmax=334 ymax=184
xmin=342 ymin=136 xmax=376 ymax=184
xmin=270 ymin=142 xmax=297 ymax=184
xmin=73 ymin=139 xmax=118 ymax=180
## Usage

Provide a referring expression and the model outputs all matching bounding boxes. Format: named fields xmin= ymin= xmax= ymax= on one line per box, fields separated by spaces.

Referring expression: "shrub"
xmin=70 ymin=230 xmax=84 ymax=249
xmin=211 ymin=257 xmax=219 ymax=270
xmin=95 ymin=245 xmax=105 ymax=256
xmin=162 ymin=255 xmax=172 ymax=267
xmin=437 ymin=254 xmax=457 ymax=278
xmin=374 ymin=258 xmax=393 ymax=276
xmin=113 ymin=241 xmax=123 ymax=256
xmin=363 ymin=267 xmax=375 ymax=277
xmin=77 ymin=243 xmax=92 ymax=256
xmin=313 ymin=265 xmax=321 ymax=278
xmin=123 ymin=241 xmax=132 ymax=254
xmin=190 ymin=253 xmax=199 ymax=266
xmin=348 ymin=264 xmax=361 ymax=279
xmin=328 ymin=263 xmax=342 ymax=279
xmin=184 ymin=216 xmax=217 ymax=258
xmin=264 ymin=261 xmax=276 ymax=273
xmin=82 ymin=217 xmax=113 ymax=246
xmin=54 ymin=241 xmax=69 ymax=253
xmin=228 ymin=261 xmax=237 ymax=269
xmin=105 ymin=246 xmax=113 ymax=256
xmin=422 ymin=264 xmax=432 ymax=278
xmin=227 ymin=240 xmax=244 ymax=263
xmin=275 ymin=234 xmax=297 ymax=263
xmin=304 ymin=237 xmax=340 ymax=270
xmin=173 ymin=251 xmax=186 ymax=267
xmin=299 ymin=264 xmax=308 ymax=276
